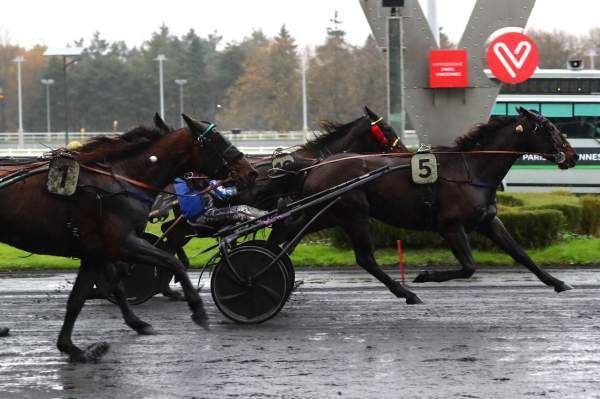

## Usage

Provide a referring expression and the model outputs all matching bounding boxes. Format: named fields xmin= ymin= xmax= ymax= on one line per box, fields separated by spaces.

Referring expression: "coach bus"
xmin=488 ymin=69 xmax=600 ymax=193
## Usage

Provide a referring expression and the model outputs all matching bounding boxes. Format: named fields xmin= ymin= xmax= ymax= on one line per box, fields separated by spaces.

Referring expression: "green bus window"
xmin=491 ymin=103 xmax=507 ymax=115
xmin=574 ymin=103 xmax=600 ymax=116
xmin=541 ymin=103 xmax=573 ymax=117
xmin=508 ymin=103 xmax=540 ymax=115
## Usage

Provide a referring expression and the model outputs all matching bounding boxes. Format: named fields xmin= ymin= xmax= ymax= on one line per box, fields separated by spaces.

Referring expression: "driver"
xmin=173 ymin=177 xmax=266 ymax=228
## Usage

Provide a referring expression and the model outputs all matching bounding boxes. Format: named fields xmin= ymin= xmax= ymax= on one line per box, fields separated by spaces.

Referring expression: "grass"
xmin=0 ymin=232 xmax=597 ymax=272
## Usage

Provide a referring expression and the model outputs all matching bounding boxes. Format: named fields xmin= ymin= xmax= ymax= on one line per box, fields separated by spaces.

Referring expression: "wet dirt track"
xmin=1 ymin=267 xmax=600 ymax=399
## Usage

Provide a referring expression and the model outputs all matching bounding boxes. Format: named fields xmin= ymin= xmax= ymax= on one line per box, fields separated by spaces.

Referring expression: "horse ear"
xmin=363 ymin=105 xmax=380 ymax=122
xmin=516 ymin=107 xmax=536 ymax=118
xmin=182 ymin=113 xmax=202 ymax=140
xmin=153 ymin=112 xmax=171 ymax=135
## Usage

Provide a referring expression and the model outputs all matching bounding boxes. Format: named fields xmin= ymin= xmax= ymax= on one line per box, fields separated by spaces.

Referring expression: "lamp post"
xmin=13 ymin=56 xmax=24 ymax=147
xmin=43 ymin=48 xmax=83 ymax=145
xmin=174 ymin=79 xmax=187 ymax=128
xmin=0 ymin=87 xmax=5 ymax=132
xmin=155 ymin=54 xmax=167 ymax=119
xmin=301 ymin=48 xmax=309 ymax=133
xmin=40 ymin=79 xmax=55 ymax=133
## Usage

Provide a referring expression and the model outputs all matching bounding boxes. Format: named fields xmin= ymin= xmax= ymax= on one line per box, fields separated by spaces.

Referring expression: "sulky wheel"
xmin=211 ymin=244 xmax=289 ymax=324
xmin=106 ymin=232 xmax=162 ymax=305
xmin=238 ymin=240 xmax=295 ymax=298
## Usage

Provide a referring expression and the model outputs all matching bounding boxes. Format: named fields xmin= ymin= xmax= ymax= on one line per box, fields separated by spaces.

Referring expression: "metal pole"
xmin=174 ymin=79 xmax=187 ymax=128
xmin=155 ymin=55 xmax=167 ymax=119
xmin=63 ymin=56 xmax=70 ymax=145
xmin=301 ymin=49 xmax=309 ymax=133
xmin=14 ymin=56 xmax=24 ymax=148
xmin=41 ymin=79 xmax=54 ymax=133
xmin=387 ymin=10 xmax=405 ymax=139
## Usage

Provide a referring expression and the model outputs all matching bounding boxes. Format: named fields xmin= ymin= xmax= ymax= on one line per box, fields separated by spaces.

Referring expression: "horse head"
xmin=182 ymin=114 xmax=258 ymax=188
xmin=363 ymin=106 xmax=407 ymax=152
xmin=516 ymin=107 xmax=578 ymax=169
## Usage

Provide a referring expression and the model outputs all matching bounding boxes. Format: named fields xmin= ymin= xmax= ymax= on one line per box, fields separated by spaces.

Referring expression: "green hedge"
xmin=581 ymin=196 xmax=600 ymax=236
xmin=525 ymin=203 xmax=583 ymax=233
xmin=329 ymin=208 xmax=565 ymax=250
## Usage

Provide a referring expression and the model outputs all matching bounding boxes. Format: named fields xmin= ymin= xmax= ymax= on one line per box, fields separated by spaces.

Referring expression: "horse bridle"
xmin=190 ymin=123 xmax=245 ymax=177
xmin=526 ymin=113 xmax=567 ymax=164
xmin=369 ymin=116 xmax=402 ymax=152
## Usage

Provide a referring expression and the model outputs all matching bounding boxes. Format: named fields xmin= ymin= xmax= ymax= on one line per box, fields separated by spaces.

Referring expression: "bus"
xmin=489 ymin=69 xmax=600 ymax=193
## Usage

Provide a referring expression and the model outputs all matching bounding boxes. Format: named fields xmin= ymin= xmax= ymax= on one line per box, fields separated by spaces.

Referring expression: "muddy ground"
xmin=1 ymin=267 xmax=600 ymax=399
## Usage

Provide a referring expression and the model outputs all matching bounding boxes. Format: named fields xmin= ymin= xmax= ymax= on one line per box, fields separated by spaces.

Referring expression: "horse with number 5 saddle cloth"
xmin=142 ymin=106 xmax=410 ymax=300
xmin=267 ymin=108 xmax=579 ymax=306
xmin=0 ymin=113 xmax=257 ymax=362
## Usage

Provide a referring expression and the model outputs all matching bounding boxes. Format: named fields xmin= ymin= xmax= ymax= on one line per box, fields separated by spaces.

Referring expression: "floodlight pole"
xmin=301 ymin=48 xmax=309 ymax=133
xmin=174 ymin=79 xmax=187 ymax=128
xmin=155 ymin=54 xmax=167 ymax=119
xmin=41 ymin=79 xmax=55 ymax=133
xmin=14 ymin=56 xmax=24 ymax=147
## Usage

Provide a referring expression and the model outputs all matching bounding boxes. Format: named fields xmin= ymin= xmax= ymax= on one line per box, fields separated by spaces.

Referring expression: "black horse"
xmin=269 ymin=108 xmax=579 ymax=303
xmin=0 ymin=114 xmax=257 ymax=361
xmin=153 ymin=107 xmax=406 ymax=298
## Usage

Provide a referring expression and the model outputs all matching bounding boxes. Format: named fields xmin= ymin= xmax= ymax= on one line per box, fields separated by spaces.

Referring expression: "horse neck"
xmin=463 ymin=125 xmax=523 ymax=185
xmin=112 ymin=131 xmax=194 ymax=189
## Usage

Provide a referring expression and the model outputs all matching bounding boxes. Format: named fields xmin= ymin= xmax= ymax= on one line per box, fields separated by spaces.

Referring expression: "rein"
xmin=293 ymin=149 xmax=558 ymax=174
xmin=80 ymin=164 xmax=231 ymax=198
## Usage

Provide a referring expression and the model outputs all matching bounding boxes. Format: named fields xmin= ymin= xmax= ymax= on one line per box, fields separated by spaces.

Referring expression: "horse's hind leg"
xmin=123 ymin=234 xmax=208 ymax=329
xmin=96 ymin=263 xmax=157 ymax=335
xmin=478 ymin=216 xmax=572 ymax=292
xmin=57 ymin=259 xmax=109 ymax=362
xmin=341 ymin=219 xmax=422 ymax=304
xmin=414 ymin=225 xmax=477 ymax=283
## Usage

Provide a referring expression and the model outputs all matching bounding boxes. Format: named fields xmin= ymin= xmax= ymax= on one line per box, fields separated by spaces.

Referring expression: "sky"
xmin=0 ymin=0 xmax=598 ymax=50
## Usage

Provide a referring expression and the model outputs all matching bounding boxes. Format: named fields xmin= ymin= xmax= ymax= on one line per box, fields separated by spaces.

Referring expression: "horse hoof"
xmin=555 ymin=282 xmax=574 ymax=293
xmin=70 ymin=342 xmax=110 ymax=362
xmin=0 ymin=327 xmax=9 ymax=337
xmin=191 ymin=312 xmax=209 ymax=331
xmin=136 ymin=325 xmax=158 ymax=335
xmin=413 ymin=271 xmax=430 ymax=283
xmin=406 ymin=295 xmax=423 ymax=305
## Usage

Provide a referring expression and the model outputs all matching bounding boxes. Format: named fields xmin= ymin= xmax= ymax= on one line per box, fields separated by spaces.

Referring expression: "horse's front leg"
xmin=122 ymin=234 xmax=208 ymax=328
xmin=413 ymin=225 xmax=477 ymax=283
xmin=478 ymin=216 xmax=572 ymax=292
xmin=57 ymin=259 xmax=110 ymax=362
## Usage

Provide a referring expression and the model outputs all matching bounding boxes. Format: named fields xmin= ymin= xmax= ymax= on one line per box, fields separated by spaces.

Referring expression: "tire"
xmin=105 ymin=232 xmax=162 ymax=306
xmin=238 ymin=240 xmax=295 ymax=298
xmin=211 ymin=244 xmax=289 ymax=324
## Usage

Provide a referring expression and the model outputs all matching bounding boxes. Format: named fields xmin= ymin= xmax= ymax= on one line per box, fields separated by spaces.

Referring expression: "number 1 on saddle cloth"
xmin=173 ymin=178 xmax=266 ymax=228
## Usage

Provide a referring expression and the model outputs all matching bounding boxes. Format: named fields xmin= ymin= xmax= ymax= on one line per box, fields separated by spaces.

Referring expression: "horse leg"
xmin=477 ymin=216 xmax=572 ymax=292
xmin=342 ymin=220 xmax=422 ymax=304
xmin=95 ymin=263 xmax=157 ymax=335
xmin=57 ymin=259 xmax=110 ymax=362
xmin=414 ymin=225 xmax=477 ymax=283
xmin=159 ymin=221 xmax=190 ymax=301
xmin=123 ymin=234 xmax=208 ymax=329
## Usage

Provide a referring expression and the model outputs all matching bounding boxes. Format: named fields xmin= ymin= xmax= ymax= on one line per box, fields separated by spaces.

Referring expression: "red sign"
xmin=487 ymin=32 xmax=539 ymax=84
xmin=429 ymin=49 xmax=468 ymax=88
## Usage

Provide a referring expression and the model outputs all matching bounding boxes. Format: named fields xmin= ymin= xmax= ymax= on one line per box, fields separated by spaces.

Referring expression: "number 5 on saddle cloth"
xmin=173 ymin=177 xmax=266 ymax=228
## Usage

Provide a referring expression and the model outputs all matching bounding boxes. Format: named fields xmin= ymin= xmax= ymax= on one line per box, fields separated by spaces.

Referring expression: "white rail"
xmin=0 ymin=131 xmax=308 ymax=143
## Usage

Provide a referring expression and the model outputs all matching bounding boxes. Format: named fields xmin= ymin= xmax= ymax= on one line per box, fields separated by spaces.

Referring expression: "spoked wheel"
xmin=106 ymin=232 xmax=162 ymax=305
xmin=211 ymin=244 xmax=290 ymax=324
xmin=238 ymin=240 xmax=295 ymax=298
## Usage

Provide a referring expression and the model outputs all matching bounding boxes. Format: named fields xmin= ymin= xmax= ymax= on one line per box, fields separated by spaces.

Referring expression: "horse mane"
xmin=302 ymin=117 xmax=364 ymax=152
xmin=75 ymin=126 xmax=163 ymax=164
xmin=452 ymin=116 xmax=516 ymax=151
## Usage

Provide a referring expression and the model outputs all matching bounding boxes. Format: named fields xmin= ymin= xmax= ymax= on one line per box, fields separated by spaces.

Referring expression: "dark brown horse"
xmin=269 ymin=108 xmax=579 ymax=303
xmin=0 ymin=114 xmax=257 ymax=361
xmin=154 ymin=107 xmax=406 ymax=293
